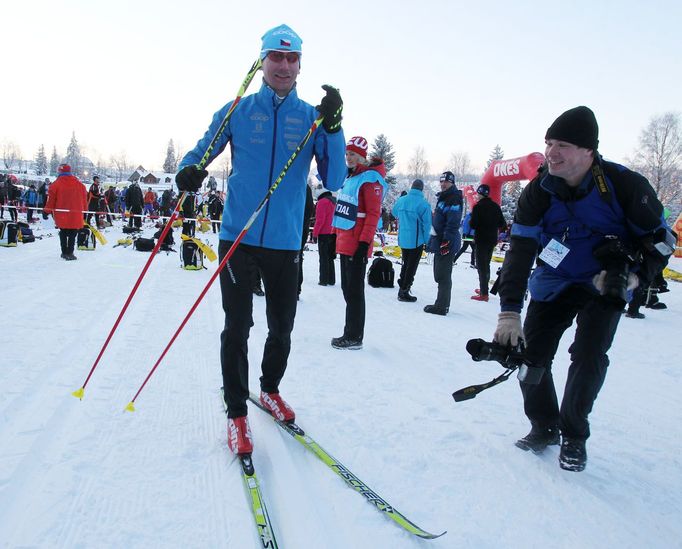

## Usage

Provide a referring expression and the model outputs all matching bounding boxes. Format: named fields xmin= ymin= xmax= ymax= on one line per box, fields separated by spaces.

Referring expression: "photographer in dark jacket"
xmin=424 ymin=171 xmax=463 ymax=315
xmin=469 ymin=184 xmax=507 ymax=302
xmin=494 ymin=106 xmax=674 ymax=472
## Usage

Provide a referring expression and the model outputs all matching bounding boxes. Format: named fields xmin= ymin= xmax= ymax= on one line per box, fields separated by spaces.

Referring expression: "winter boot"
xmin=515 ymin=425 xmax=560 ymax=454
xmin=398 ymin=289 xmax=417 ymax=302
xmin=423 ymin=304 xmax=448 ymax=316
xmin=259 ymin=391 xmax=295 ymax=422
xmin=559 ymin=437 xmax=587 ymax=472
xmin=227 ymin=416 xmax=253 ymax=455
xmin=331 ymin=335 xmax=363 ymax=350
xmin=471 ymin=292 xmax=489 ymax=302
xmin=624 ymin=310 xmax=645 ymax=319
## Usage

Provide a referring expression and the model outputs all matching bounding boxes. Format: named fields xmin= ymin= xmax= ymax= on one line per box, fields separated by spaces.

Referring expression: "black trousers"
xmin=59 ymin=228 xmax=78 ymax=254
xmin=317 ymin=234 xmax=336 ymax=285
xmin=219 ymin=240 xmax=299 ymax=418
xmin=128 ymin=205 xmax=142 ymax=228
xmin=474 ymin=240 xmax=496 ymax=295
xmin=521 ymin=287 xmax=622 ymax=440
xmin=453 ymin=239 xmax=476 ymax=265
xmin=398 ymin=245 xmax=423 ymax=291
xmin=340 ymin=254 xmax=368 ymax=340
xmin=432 ymin=252 xmax=454 ymax=310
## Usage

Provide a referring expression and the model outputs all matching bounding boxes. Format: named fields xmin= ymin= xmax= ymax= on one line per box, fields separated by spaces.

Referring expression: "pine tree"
xmin=370 ymin=134 xmax=396 ymax=173
xmin=486 ymin=144 xmax=504 ymax=169
xmin=501 ymin=180 xmax=522 ymax=221
xmin=35 ymin=144 xmax=48 ymax=176
xmin=163 ymin=139 xmax=177 ymax=173
xmin=49 ymin=146 xmax=60 ymax=175
xmin=65 ymin=131 xmax=82 ymax=175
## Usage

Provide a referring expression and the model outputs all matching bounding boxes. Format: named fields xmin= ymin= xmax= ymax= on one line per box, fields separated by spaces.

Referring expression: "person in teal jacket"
xmin=392 ymin=179 xmax=432 ymax=302
xmin=175 ymin=24 xmax=346 ymax=456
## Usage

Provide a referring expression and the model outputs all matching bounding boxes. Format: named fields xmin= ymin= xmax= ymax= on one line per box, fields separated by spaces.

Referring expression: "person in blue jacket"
xmin=424 ymin=171 xmax=463 ymax=315
xmin=22 ymin=184 xmax=39 ymax=223
xmin=494 ymin=106 xmax=675 ymax=472
xmin=391 ymin=179 xmax=432 ymax=302
xmin=175 ymin=24 xmax=346 ymax=456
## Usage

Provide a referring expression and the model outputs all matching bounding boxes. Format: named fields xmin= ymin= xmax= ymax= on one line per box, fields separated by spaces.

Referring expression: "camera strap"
xmin=452 ymin=369 xmax=515 ymax=402
xmin=591 ymin=164 xmax=612 ymax=204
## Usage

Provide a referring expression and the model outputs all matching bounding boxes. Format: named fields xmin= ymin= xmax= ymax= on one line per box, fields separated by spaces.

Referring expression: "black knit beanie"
xmin=545 ymin=106 xmax=599 ymax=150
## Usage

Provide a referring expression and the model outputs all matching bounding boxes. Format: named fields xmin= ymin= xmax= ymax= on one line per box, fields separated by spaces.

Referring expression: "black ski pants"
xmin=219 ymin=240 xmax=299 ymax=418
xmin=128 ymin=205 xmax=142 ymax=228
xmin=520 ymin=286 xmax=622 ymax=440
xmin=453 ymin=239 xmax=476 ymax=266
xmin=474 ymin=239 xmax=496 ymax=295
xmin=59 ymin=228 xmax=78 ymax=254
xmin=317 ymin=234 xmax=336 ymax=285
xmin=398 ymin=245 xmax=423 ymax=291
xmin=432 ymin=252 xmax=454 ymax=311
xmin=339 ymin=254 xmax=368 ymax=340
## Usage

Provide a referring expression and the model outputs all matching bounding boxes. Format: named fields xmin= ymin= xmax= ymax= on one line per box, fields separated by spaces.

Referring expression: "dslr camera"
xmin=592 ymin=235 xmax=639 ymax=306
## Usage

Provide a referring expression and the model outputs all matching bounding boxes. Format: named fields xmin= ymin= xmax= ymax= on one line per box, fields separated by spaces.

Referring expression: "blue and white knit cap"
xmin=260 ymin=24 xmax=302 ymax=59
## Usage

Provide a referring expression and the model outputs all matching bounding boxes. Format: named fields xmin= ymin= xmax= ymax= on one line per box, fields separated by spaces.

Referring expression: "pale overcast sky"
xmin=3 ymin=0 xmax=681 ymax=175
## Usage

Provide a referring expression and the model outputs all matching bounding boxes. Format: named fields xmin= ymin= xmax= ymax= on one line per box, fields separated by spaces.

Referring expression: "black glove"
xmin=352 ymin=241 xmax=369 ymax=262
xmin=316 ymin=85 xmax=343 ymax=133
xmin=176 ymin=165 xmax=208 ymax=193
xmin=440 ymin=240 xmax=451 ymax=255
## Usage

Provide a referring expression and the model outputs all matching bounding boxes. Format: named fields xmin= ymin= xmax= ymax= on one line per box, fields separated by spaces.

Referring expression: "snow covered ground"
xmin=1 ymin=216 xmax=681 ymax=549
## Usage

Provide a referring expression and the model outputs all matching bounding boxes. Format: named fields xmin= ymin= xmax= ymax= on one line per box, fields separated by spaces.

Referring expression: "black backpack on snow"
xmin=0 ymin=220 xmax=19 ymax=247
xmin=180 ymin=240 xmax=204 ymax=270
xmin=77 ymin=226 xmax=96 ymax=250
xmin=18 ymin=222 xmax=35 ymax=243
xmin=134 ymin=237 xmax=156 ymax=252
xmin=367 ymin=254 xmax=395 ymax=288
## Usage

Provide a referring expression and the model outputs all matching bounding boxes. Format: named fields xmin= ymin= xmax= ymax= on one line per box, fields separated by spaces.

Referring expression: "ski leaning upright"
xmin=248 ymin=393 xmax=446 ymax=540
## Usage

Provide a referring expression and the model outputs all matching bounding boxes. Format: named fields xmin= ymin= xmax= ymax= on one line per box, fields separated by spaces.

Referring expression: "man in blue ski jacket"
xmin=175 ymin=24 xmax=346 ymax=455
xmin=392 ymin=179 xmax=432 ymax=302
xmin=424 ymin=171 xmax=463 ymax=315
xmin=493 ymin=106 xmax=675 ymax=472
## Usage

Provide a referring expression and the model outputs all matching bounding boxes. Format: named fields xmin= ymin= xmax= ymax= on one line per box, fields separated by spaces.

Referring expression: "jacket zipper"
xmin=259 ymin=99 xmax=282 ymax=246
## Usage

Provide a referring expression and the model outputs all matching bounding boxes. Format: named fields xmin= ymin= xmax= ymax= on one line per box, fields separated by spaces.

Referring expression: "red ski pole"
xmin=125 ymin=115 xmax=324 ymax=411
xmin=73 ymin=59 xmax=263 ymax=400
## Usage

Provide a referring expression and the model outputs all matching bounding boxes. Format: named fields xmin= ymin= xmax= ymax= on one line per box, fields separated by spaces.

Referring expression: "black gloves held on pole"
xmin=176 ymin=165 xmax=208 ymax=193
xmin=316 ymin=85 xmax=343 ymax=134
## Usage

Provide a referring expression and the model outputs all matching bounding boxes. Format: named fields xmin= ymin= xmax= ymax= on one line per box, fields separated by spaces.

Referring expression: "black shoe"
xmin=624 ymin=311 xmax=645 ymax=319
xmin=318 ymin=282 xmax=328 ymax=286
xmin=559 ymin=437 xmax=587 ymax=472
xmin=515 ymin=425 xmax=560 ymax=454
xmin=331 ymin=335 xmax=363 ymax=350
xmin=252 ymin=287 xmax=264 ymax=297
xmin=423 ymin=304 xmax=447 ymax=316
xmin=398 ymin=289 xmax=417 ymax=302
xmin=64 ymin=253 xmax=77 ymax=261
xmin=646 ymin=301 xmax=667 ymax=310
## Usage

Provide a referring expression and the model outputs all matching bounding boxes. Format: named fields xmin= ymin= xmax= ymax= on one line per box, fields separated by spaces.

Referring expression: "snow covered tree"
xmin=486 ymin=144 xmax=504 ymax=169
xmin=35 ymin=144 xmax=48 ymax=175
xmin=501 ymin=180 xmax=522 ymax=221
xmin=163 ymin=139 xmax=177 ymax=173
xmin=630 ymin=112 xmax=681 ymax=213
xmin=49 ymin=146 xmax=60 ymax=175
xmin=407 ymin=146 xmax=429 ymax=182
xmin=370 ymin=134 xmax=396 ymax=173
xmin=2 ymin=140 xmax=21 ymax=170
xmin=64 ymin=131 xmax=82 ymax=175
xmin=110 ymin=151 xmax=130 ymax=183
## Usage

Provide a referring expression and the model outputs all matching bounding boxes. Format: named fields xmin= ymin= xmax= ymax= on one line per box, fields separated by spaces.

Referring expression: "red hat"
xmin=346 ymin=136 xmax=368 ymax=158
xmin=58 ymin=163 xmax=71 ymax=174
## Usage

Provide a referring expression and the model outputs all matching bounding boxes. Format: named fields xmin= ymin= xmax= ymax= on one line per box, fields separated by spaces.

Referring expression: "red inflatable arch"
xmin=479 ymin=152 xmax=545 ymax=205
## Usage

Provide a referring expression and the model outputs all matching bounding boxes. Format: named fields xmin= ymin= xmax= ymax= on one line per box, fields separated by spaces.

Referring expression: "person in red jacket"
xmin=313 ymin=187 xmax=337 ymax=286
xmin=44 ymin=163 xmax=88 ymax=260
xmin=330 ymin=136 xmax=387 ymax=349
